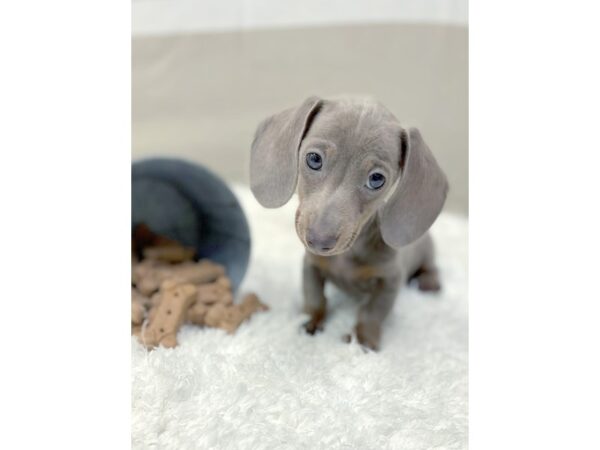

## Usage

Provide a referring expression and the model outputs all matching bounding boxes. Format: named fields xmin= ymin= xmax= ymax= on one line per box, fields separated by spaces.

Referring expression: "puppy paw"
xmin=355 ymin=322 xmax=381 ymax=351
xmin=303 ymin=318 xmax=324 ymax=335
xmin=417 ymin=272 xmax=441 ymax=292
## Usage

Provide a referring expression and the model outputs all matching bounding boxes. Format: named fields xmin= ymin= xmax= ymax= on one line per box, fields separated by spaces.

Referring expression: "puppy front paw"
xmin=303 ymin=317 xmax=324 ymax=335
xmin=355 ymin=322 xmax=381 ymax=351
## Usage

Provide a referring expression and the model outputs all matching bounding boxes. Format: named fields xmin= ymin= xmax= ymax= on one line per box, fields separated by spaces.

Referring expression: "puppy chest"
xmin=312 ymin=255 xmax=383 ymax=293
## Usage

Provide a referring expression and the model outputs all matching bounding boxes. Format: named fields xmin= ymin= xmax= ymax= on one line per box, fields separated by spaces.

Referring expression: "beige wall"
xmin=133 ymin=24 xmax=468 ymax=215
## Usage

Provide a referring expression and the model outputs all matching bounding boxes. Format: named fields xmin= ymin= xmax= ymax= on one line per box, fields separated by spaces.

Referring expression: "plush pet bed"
xmin=132 ymin=185 xmax=468 ymax=449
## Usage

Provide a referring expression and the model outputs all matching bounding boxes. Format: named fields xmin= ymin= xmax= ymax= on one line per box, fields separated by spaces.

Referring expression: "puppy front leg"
xmin=302 ymin=254 xmax=327 ymax=335
xmin=355 ymin=281 xmax=399 ymax=351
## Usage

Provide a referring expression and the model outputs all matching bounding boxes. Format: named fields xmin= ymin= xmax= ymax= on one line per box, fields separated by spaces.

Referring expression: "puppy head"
xmin=250 ymin=96 xmax=448 ymax=255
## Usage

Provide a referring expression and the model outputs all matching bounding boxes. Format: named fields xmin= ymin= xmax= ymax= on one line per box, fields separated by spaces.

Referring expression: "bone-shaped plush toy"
xmin=204 ymin=293 xmax=269 ymax=334
xmin=134 ymin=283 xmax=197 ymax=348
xmin=133 ymin=259 xmax=225 ymax=296
xmin=132 ymin=226 xmax=269 ymax=349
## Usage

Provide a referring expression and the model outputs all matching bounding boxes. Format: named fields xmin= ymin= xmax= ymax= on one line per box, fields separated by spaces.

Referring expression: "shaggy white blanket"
xmin=132 ymin=185 xmax=468 ymax=450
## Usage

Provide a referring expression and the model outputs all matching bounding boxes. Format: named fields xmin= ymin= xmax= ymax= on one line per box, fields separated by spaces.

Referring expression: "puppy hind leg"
xmin=410 ymin=264 xmax=441 ymax=292
xmin=409 ymin=237 xmax=442 ymax=292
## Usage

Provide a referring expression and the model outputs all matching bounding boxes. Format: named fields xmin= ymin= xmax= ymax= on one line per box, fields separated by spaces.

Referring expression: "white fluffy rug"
xmin=132 ymin=185 xmax=468 ymax=450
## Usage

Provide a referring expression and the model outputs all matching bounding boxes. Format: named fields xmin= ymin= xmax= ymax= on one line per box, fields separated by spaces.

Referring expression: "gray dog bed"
xmin=132 ymin=158 xmax=250 ymax=291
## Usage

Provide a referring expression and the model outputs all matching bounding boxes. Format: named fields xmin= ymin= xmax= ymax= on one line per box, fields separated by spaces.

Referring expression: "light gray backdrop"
xmin=132 ymin=8 xmax=468 ymax=215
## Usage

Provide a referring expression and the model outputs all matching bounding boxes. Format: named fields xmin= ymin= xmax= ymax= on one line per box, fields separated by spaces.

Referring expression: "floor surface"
xmin=132 ymin=185 xmax=468 ymax=449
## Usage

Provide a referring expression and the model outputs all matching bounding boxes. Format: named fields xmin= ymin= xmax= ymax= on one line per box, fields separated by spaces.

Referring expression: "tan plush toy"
xmin=204 ymin=293 xmax=269 ymax=334
xmin=131 ymin=288 xmax=151 ymax=336
xmin=133 ymin=259 xmax=225 ymax=296
xmin=134 ymin=283 xmax=198 ymax=348
xmin=185 ymin=276 xmax=234 ymax=325
xmin=132 ymin=223 xmax=196 ymax=263
xmin=132 ymin=224 xmax=270 ymax=349
xmin=131 ymin=289 xmax=147 ymax=325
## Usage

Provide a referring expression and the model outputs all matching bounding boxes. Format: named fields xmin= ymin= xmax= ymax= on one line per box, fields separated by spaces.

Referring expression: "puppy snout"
xmin=306 ymin=229 xmax=338 ymax=252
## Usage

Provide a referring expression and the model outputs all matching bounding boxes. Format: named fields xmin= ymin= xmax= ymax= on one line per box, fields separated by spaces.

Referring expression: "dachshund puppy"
xmin=250 ymin=96 xmax=448 ymax=350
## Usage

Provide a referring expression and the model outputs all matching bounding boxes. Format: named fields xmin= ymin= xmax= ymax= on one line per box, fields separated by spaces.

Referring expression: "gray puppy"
xmin=250 ymin=96 xmax=448 ymax=350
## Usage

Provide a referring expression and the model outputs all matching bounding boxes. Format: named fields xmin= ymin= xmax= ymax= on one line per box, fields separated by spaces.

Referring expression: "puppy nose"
xmin=307 ymin=229 xmax=338 ymax=252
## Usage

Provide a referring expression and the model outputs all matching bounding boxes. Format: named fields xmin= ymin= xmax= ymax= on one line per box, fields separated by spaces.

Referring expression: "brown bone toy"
xmin=132 ymin=224 xmax=270 ymax=348
xmin=133 ymin=259 xmax=225 ymax=296
xmin=185 ymin=276 xmax=233 ymax=325
xmin=135 ymin=283 xmax=198 ymax=348
xmin=196 ymin=276 xmax=233 ymax=305
xmin=131 ymin=292 xmax=146 ymax=326
xmin=148 ymin=276 xmax=234 ymax=326
xmin=132 ymin=223 xmax=196 ymax=263
xmin=143 ymin=245 xmax=196 ymax=263
xmin=132 ymin=288 xmax=151 ymax=335
xmin=138 ymin=284 xmax=268 ymax=344
xmin=204 ymin=293 xmax=269 ymax=334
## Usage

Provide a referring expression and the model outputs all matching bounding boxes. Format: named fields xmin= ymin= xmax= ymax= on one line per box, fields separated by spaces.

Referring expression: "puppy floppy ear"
xmin=250 ymin=96 xmax=323 ymax=208
xmin=379 ymin=127 xmax=449 ymax=248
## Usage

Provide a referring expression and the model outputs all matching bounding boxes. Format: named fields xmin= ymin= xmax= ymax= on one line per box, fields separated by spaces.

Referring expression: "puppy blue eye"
xmin=367 ymin=172 xmax=386 ymax=190
xmin=306 ymin=152 xmax=322 ymax=170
